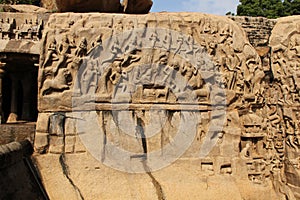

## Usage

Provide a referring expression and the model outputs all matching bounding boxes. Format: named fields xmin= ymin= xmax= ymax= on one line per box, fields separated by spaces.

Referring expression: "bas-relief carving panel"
xmin=39 ymin=13 xmax=256 ymax=110
xmin=269 ymin=16 xmax=300 ymax=198
xmin=35 ymin=13 xmax=300 ymax=199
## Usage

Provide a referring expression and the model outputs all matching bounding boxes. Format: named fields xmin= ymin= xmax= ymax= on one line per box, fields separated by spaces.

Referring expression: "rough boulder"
xmin=41 ymin=0 xmax=121 ymax=12
xmin=41 ymin=0 xmax=153 ymax=13
xmin=122 ymin=0 xmax=153 ymax=14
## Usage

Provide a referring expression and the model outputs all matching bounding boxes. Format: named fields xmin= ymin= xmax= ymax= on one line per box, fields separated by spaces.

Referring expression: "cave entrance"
xmin=1 ymin=53 xmax=39 ymax=124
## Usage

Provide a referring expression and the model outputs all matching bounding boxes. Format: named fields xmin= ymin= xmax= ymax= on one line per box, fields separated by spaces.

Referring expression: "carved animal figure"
xmin=41 ymin=68 xmax=71 ymax=95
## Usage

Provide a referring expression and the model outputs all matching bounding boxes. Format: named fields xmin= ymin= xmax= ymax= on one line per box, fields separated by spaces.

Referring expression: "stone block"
xmin=49 ymin=136 xmax=64 ymax=154
xmin=64 ymin=117 xmax=76 ymax=136
xmin=74 ymin=135 xmax=86 ymax=153
xmin=65 ymin=136 xmax=75 ymax=154
xmin=36 ymin=113 xmax=51 ymax=133
xmin=34 ymin=132 xmax=49 ymax=154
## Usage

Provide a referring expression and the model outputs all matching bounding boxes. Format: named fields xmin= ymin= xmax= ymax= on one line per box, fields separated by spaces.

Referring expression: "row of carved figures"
xmin=0 ymin=18 xmax=42 ymax=40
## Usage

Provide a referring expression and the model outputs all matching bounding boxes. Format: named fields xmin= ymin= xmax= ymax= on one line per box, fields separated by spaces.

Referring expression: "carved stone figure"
xmin=42 ymin=37 xmax=58 ymax=68
xmin=53 ymin=35 xmax=73 ymax=75
xmin=41 ymin=68 xmax=71 ymax=95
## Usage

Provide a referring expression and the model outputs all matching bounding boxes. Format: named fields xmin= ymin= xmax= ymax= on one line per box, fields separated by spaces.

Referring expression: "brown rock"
xmin=0 ymin=4 xmax=48 ymax=13
xmin=122 ymin=0 xmax=153 ymax=14
xmin=41 ymin=0 xmax=121 ymax=12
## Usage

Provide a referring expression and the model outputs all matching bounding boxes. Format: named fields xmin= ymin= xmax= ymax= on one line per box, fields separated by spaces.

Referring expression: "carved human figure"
xmin=272 ymin=50 xmax=287 ymax=79
xmin=219 ymin=24 xmax=232 ymax=43
xmin=54 ymin=35 xmax=73 ymax=74
xmin=244 ymin=58 xmax=264 ymax=98
xmin=285 ymin=119 xmax=298 ymax=151
xmin=110 ymin=60 xmax=123 ymax=85
xmin=175 ymin=26 xmax=194 ymax=55
xmin=265 ymin=129 xmax=274 ymax=150
xmin=181 ymin=61 xmax=195 ymax=83
xmin=96 ymin=59 xmax=122 ymax=101
xmin=161 ymin=59 xmax=180 ymax=90
xmin=206 ymin=36 xmax=217 ymax=56
xmin=74 ymin=37 xmax=88 ymax=58
xmin=287 ymin=34 xmax=300 ymax=59
xmin=102 ymin=35 xmax=122 ymax=64
xmin=87 ymin=34 xmax=103 ymax=55
xmin=79 ymin=61 xmax=99 ymax=95
xmin=2 ymin=18 xmax=13 ymax=40
xmin=27 ymin=19 xmax=34 ymax=40
xmin=121 ymin=50 xmax=141 ymax=67
xmin=125 ymin=20 xmax=134 ymax=31
xmin=280 ymin=77 xmax=293 ymax=105
xmin=113 ymin=20 xmax=123 ymax=33
xmin=42 ymin=37 xmax=58 ymax=68
xmin=124 ymin=34 xmax=139 ymax=53
xmin=149 ymin=31 xmax=159 ymax=49
xmin=31 ymin=19 xmax=42 ymax=40
xmin=161 ymin=29 xmax=172 ymax=51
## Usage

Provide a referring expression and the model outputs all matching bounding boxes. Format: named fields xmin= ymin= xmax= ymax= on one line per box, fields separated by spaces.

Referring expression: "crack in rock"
xmin=59 ymin=154 xmax=85 ymax=200
xmin=142 ymin=161 xmax=166 ymax=200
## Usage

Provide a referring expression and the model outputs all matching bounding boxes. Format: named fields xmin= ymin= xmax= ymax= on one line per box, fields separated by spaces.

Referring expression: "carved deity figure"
xmin=1 ymin=18 xmax=13 ymax=40
xmin=74 ymin=37 xmax=88 ymax=58
xmin=285 ymin=119 xmax=298 ymax=151
xmin=54 ymin=35 xmax=73 ymax=74
xmin=42 ymin=37 xmax=58 ymax=68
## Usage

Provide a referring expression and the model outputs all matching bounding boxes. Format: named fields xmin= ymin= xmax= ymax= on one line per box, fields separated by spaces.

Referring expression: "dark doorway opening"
xmin=1 ymin=53 xmax=38 ymax=123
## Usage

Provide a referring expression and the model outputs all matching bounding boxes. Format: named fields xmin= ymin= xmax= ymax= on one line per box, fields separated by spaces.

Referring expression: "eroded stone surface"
xmin=33 ymin=12 xmax=300 ymax=199
xmin=269 ymin=16 xmax=300 ymax=199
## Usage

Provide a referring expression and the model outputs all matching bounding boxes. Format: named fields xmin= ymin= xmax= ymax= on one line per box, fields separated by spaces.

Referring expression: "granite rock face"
xmin=0 ymin=141 xmax=47 ymax=200
xmin=0 ymin=7 xmax=298 ymax=200
xmin=34 ymin=12 xmax=290 ymax=199
xmin=269 ymin=16 xmax=300 ymax=199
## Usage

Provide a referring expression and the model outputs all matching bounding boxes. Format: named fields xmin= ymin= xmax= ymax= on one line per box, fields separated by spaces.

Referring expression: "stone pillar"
xmin=7 ymin=75 xmax=18 ymax=123
xmin=21 ymin=70 xmax=35 ymax=121
xmin=0 ymin=62 xmax=5 ymax=124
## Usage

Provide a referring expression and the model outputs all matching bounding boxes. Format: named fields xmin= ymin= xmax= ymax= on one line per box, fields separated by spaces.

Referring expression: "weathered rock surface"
xmin=0 ymin=4 xmax=48 ymax=13
xmin=0 ymin=123 xmax=36 ymax=145
xmin=269 ymin=15 xmax=300 ymax=199
xmin=0 ymin=141 xmax=47 ymax=199
xmin=34 ymin=11 xmax=293 ymax=199
xmin=34 ymin=153 xmax=278 ymax=200
xmin=0 ymin=5 xmax=298 ymax=200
